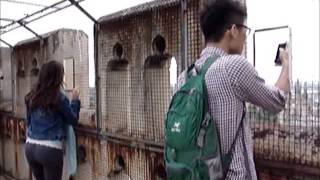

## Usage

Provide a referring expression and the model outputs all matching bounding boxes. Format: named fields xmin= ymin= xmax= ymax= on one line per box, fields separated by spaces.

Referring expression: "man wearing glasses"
xmin=176 ymin=1 xmax=289 ymax=179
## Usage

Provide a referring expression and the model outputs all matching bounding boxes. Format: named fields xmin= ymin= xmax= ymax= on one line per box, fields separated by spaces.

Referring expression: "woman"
xmin=25 ymin=60 xmax=80 ymax=180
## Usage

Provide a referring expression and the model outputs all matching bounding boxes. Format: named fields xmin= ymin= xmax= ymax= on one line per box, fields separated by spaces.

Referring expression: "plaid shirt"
xmin=176 ymin=46 xmax=286 ymax=180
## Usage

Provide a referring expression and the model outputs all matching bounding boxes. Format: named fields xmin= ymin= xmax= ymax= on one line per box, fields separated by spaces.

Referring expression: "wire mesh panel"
xmin=105 ymin=62 xmax=130 ymax=135
xmin=142 ymin=6 xmax=180 ymax=142
xmin=187 ymin=0 xmax=202 ymax=66
xmin=250 ymin=81 xmax=320 ymax=167
xmin=144 ymin=59 xmax=171 ymax=142
xmin=101 ymin=4 xmax=181 ymax=141
xmin=129 ymin=15 xmax=147 ymax=139
xmin=99 ymin=16 xmax=135 ymax=136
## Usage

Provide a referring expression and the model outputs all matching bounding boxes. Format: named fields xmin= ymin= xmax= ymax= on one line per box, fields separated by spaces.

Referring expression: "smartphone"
xmin=274 ymin=43 xmax=287 ymax=66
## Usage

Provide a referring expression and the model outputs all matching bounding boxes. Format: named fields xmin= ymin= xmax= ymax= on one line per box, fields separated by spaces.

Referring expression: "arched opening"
xmin=169 ymin=57 xmax=177 ymax=92
xmin=31 ymin=58 xmax=39 ymax=76
xmin=108 ymin=154 xmax=130 ymax=178
xmin=145 ymin=35 xmax=170 ymax=68
xmin=77 ymin=145 xmax=87 ymax=164
xmin=108 ymin=42 xmax=128 ymax=71
xmin=152 ymin=34 xmax=166 ymax=55
xmin=114 ymin=154 xmax=125 ymax=171
xmin=17 ymin=59 xmax=25 ymax=77
xmin=113 ymin=42 xmax=123 ymax=59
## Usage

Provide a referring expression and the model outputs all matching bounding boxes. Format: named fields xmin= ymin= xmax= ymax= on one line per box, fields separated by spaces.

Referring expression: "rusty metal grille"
xmin=0 ymin=116 xmax=29 ymax=180
xmin=73 ymin=135 xmax=103 ymax=180
xmin=106 ymin=141 xmax=165 ymax=180
xmin=250 ymin=81 xmax=320 ymax=167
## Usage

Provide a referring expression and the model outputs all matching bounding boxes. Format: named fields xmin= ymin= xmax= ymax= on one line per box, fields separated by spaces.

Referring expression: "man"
xmin=177 ymin=1 xmax=289 ymax=179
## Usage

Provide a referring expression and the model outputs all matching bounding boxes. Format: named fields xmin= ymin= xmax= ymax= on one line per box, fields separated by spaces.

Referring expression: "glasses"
xmin=235 ymin=24 xmax=251 ymax=36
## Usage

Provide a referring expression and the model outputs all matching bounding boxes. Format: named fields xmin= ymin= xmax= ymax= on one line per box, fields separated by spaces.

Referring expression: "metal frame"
xmin=0 ymin=39 xmax=13 ymax=48
xmin=0 ymin=0 xmax=60 ymax=9
xmin=0 ymin=0 xmax=66 ymax=34
xmin=68 ymin=0 xmax=98 ymax=24
xmin=94 ymin=24 xmax=101 ymax=135
xmin=67 ymin=0 xmax=102 ymax=135
xmin=17 ymin=20 xmax=42 ymax=40
xmin=180 ymin=0 xmax=188 ymax=72
xmin=0 ymin=0 xmax=85 ymax=36
xmin=253 ymin=25 xmax=292 ymax=81
xmin=0 ymin=18 xmax=15 ymax=22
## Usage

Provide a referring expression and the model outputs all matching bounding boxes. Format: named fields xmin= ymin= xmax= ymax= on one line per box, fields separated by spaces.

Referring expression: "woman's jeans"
xmin=25 ymin=142 xmax=63 ymax=180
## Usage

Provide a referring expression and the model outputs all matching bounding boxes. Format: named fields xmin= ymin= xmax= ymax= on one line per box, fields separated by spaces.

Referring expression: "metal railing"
xmin=249 ymin=80 xmax=320 ymax=167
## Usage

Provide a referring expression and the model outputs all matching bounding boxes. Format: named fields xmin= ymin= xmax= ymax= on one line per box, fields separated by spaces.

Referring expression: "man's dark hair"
xmin=200 ymin=0 xmax=247 ymax=43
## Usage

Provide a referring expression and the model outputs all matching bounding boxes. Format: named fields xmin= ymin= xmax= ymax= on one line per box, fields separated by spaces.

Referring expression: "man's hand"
xmin=275 ymin=47 xmax=290 ymax=93
xmin=279 ymin=48 xmax=289 ymax=67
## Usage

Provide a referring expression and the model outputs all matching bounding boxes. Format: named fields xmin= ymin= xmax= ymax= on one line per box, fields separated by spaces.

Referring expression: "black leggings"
xmin=25 ymin=142 xmax=63 ymax=180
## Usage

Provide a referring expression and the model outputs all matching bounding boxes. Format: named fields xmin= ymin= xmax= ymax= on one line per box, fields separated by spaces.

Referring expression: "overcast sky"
xmin=0 ymin=0 xmax=319 ymax=86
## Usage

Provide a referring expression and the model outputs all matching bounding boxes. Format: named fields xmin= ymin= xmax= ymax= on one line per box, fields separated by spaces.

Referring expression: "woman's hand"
xmin=71 ymin=88 xmax=80 ymax=101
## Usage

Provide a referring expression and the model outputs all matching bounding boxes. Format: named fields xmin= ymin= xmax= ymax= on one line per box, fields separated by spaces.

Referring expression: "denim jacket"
xmin=26 ymin=92 xmax=81 ymax=141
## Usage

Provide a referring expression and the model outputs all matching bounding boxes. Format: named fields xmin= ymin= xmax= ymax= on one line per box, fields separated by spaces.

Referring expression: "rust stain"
xmin=90 ymin=113 xmax=96 ymax=128
xmin=75 ymin=130 xmax=101 ymax=178
xmin=90 ymin=137 xmax=97 ymax=177
xmin=106 ymin=141 xmax=165 ymax=179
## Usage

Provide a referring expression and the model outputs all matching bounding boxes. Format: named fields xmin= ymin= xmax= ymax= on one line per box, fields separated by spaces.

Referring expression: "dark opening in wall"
xmin=107 ymin=43 xmax=128 ymax=71
xmin=18 ymin=120 xmax=26 ymax=143
xmin=152 ymin=35 xmax=166 ymax=55
xmin=115 ymin=155 xmax=125 ymax=170
xmin=77 ymin=145 xmax=87 ymax=164
xmin=155 ymin=162 xmax=166 ymax=179
xmin=108 ymin=154 xmax=129 ymax=178
xmin=17 ymin=59 xmax=25 ymax=77
xmin=113 ymin=42 xmax=123 ymax=59
xmin=145 ymin=35 xmax=170 ymax=68
xmin=0 ymin=69 xmax=3 ymax=80
xmin=31 ymin=58 xmax=39 ymax=76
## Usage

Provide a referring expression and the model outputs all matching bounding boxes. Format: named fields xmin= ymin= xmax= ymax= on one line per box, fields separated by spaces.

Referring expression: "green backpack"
xmin=165 ymin=56 xmax=240 ymax=180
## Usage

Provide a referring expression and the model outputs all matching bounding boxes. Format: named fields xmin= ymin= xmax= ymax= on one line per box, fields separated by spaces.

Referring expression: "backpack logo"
xmin=171 ymin=122 xmax=181 ymax=133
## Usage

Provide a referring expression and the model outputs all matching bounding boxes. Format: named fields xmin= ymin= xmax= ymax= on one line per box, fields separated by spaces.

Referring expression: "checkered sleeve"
xmin=226 ymin=55 xmax=286 ymax=113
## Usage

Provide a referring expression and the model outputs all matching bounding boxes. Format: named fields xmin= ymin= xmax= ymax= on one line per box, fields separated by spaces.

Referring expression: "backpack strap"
xmin=196 ymin=55 xmax=220 ymax=148
xmin=199 ymin=55 xmax=220 ymax=76
xmin=222 ymin=102 xmax=246 ymax=177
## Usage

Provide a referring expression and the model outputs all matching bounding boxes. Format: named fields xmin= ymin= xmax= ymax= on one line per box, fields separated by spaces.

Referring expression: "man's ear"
xmin=229 ymin=24 xmax=239 ymax=39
